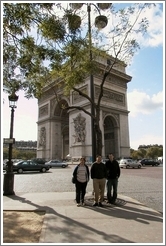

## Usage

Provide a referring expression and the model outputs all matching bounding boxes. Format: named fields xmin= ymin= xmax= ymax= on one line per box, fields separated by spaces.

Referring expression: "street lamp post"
xmin=87 ymin=4 xmax=96 ymax=163
xmin=3 ymin=92 xmax=19 ymax=196
xmin=70 ymin=3 xmax=111 ymax=162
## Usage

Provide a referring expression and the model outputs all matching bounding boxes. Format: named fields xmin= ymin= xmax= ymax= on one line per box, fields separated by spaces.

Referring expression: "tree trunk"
xmin=94 ymin=105 xmax=103 ymax=156
xmin=95 ymin=123 xmax=103 ymax=156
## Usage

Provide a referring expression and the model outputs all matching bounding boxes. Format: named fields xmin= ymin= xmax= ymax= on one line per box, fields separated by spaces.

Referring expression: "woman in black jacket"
xmin=73 ymin=157 xmax=89 ymax=206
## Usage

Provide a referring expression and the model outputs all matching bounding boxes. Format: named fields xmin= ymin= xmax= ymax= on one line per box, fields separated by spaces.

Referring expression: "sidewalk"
xmin=3 ymin=192 xmax=163 ymax=244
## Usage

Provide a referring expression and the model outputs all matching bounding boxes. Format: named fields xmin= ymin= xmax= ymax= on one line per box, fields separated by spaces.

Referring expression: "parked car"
xmin=6 ymin=160 xmax=51 ymax=174
xmin=31 ymin=158 xmax=46 ymax=164
xmin=45 ymin=160 xmax=68 ymax=168
xmin=3 ymin=160 xmax=23 ymax=171
xmin=139 ymin=159 xmax=160 ymax=166
xmin=119 ymin=159 xmax=142 ymax=169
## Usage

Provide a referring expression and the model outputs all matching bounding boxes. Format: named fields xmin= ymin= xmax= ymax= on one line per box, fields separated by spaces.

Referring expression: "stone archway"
xmin=104 ymin=115 xmax=118 ymax=158
xmin=53 ymin=99 xmax=69 ymax=160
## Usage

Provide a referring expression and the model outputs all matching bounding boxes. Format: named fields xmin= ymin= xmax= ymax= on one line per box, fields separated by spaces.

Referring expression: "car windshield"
xmin=14 ymin=161 xmax=23 ymax=165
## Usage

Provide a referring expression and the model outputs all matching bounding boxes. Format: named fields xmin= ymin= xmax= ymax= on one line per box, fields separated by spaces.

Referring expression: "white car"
xmin=45 ymin=160 xmax=68 ymax=168
xmin=119 ymin=159 xmax=142 ymax=169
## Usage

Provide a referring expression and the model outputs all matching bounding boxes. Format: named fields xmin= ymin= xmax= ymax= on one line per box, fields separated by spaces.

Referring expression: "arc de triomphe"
xmin=36 ymin=55 xmax=132 ymax=162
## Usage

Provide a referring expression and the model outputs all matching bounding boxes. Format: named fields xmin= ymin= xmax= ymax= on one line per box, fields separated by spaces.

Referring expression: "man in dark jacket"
xmin=90 ymin=155 xmax=107 ymax=207
xmin=105 ymin=153 xmax=120 ymax=204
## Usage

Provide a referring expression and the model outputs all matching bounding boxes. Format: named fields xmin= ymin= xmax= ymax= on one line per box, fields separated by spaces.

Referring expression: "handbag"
xmin=72 ymin=176 xmax=76 ymax=184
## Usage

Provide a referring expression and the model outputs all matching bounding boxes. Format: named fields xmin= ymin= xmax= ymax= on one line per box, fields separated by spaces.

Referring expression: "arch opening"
xmin=104 ymin=116 xmax=116 ymax=158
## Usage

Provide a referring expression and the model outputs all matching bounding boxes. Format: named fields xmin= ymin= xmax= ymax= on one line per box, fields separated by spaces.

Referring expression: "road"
xmin=12 ymin=164 xmax=163 ymax=214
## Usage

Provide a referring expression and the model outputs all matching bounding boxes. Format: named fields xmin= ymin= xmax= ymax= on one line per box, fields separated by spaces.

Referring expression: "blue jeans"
xmin=106 ymin=178 xmax=118 ymax=202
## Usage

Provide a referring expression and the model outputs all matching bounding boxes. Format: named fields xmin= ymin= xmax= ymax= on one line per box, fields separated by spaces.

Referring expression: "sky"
xmin=2 ymin=2 xmax=164 ymax=150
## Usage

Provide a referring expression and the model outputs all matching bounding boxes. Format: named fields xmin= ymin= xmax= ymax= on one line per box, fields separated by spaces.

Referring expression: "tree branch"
xmin=72 ymin=86 xmax=97 ymax=109
xmin=66 ymin=105 xmax=94 ymax=119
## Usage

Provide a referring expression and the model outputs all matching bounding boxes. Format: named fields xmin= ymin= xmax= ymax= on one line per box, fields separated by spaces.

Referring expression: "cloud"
xmin=130 ymin=133 xmax=163 ymax=150
xmin=89 ymin=3 xmax=163 ymax=66
xmin=138 ymin=3 xmax=163 ymax=47
xmin=127 ymin=90 xmax=163 ymax=117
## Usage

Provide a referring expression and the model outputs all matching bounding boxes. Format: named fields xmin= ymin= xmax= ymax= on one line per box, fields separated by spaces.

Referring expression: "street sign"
xmin=3 ymin=138 xmax=15 ymax=144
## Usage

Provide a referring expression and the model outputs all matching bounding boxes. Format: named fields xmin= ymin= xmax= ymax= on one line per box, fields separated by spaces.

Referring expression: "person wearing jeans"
xmin=105 ymin=153 xmax=121 ymax=204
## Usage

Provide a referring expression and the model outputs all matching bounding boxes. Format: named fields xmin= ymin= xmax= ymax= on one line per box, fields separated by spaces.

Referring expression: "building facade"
xmin=37 ymin=56 xmax=132 ymax=161
xmin=3 ymin=140 xmax=37 ymax=152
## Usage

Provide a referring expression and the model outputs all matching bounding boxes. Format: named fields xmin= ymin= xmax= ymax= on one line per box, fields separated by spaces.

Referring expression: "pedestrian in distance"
xmin=105 ymin=153 xmax=121 ymax=204
xmin=72 ymin=157 xmax=89 ymax=207
xmin=90 ymin=155 xmax=107 ymax=207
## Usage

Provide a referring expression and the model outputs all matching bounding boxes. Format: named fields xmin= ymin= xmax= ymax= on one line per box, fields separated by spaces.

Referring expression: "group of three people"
xmin=72 ymin=153 xmax=120 ymax=207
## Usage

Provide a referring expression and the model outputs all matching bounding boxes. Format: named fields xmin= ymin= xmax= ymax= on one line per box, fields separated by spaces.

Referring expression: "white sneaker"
xmin=77 ymin=203 xmax=81 ymax=207
xmin=82 ymin=202 xmax=85 ymax=206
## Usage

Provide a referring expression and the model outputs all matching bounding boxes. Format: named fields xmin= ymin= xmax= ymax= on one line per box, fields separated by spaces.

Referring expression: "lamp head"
xmin=8 ymin=92 xmax=19 ymax=108
xmin=97 ymin=3 xmax=112 ymax=10
xmin=95 ymin=15 xmax=108 ymax=29
xmin=69 ymin=3 xmax=84 ymax=10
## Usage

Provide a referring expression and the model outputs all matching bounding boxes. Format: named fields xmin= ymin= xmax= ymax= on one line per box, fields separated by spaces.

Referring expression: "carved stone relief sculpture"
xmin=38 ymin=127 xmax=46 ymax=148
xmin=72 ymin=113 xmax=86 ymax=143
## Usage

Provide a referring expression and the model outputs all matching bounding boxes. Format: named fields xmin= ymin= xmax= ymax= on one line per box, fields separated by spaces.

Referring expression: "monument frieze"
xmin=39 ymin=104 xmax=48 ymax=117
xmin=108 ymin=75 xmax=127 ymax=88
xmin=95 ymin=87 xmax=125 ymax=105
xmin=72 ymin=86 xmax=88 ymax=104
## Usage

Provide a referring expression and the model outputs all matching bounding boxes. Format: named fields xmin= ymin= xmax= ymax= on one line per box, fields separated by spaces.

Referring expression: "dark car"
xmin=140 ymin=159 xmax=160 ymax=166
xmin=45 ymin=160 xmax=68 ymax=168
xmin=31 ymin=158 xmax=46 ymax=164
xmin=10 ymin=160 xmax=50 ymax=174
